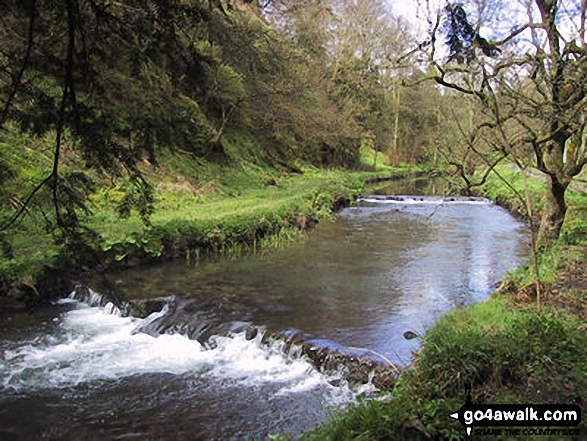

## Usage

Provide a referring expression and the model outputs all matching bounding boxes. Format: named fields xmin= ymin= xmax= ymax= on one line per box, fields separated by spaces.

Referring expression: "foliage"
xmin=1 ymin=137 xmax=392 ymax=284
xmin=307 ymin=299 xmax=587 ymax=440
xmin=0 ymin=0 xmax=219 ymax=244
xmin=429 ymin=0 xmax=587 ymax=244
xmin=443 ymin=3 xmax=501 ymax=64
xmin=359 ymin=145 xmax=393 ymax=170
xmin=394 ymin=72 xmax=444 ymax=165
xmin=2 ymin=0 xmax=428 ymax=253
xmin=0 ymin=0 xmax=390 ymax=272
xmin=88 ymin=165 xmax=368 ymax=265
xmin=560 ymin=217 xmax=587 ymax=246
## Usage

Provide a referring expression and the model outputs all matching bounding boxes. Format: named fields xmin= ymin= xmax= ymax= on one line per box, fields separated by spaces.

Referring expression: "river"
xmin=0 ymin=180 xmax=529 ymax=440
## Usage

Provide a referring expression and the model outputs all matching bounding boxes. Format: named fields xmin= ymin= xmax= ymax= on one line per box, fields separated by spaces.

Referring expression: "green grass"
xmin=477 ymin=165 xmax=587 ymax=284
xmin=359 ymin=145 xmax=393 ymax=171
xmin=84 ymin=166 xmax=368 ymax=260
xmin=15 ymin=167 xmax=363 ymax=275
xmin=475 ymin=166 xmax=547 ymax=217
xmin=77 ymin=138 xmax=404 ymax=267
xmin=1 ymin=124 xmax=410 ymax=285
xmin=306 ymin=299 xmax=587 ymax=441
xmin=305 ymin=163 xmax=587 ymax=440
xmin=477 ymin=165 xmax=587 ymax=221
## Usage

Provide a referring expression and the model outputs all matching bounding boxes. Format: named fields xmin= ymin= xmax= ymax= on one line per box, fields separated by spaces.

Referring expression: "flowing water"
xmin=0 ymin=180 xmax=529 ymax=440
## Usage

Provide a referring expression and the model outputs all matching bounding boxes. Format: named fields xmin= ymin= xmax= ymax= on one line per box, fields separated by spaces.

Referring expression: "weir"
xmin=0 ymin=191 xmax=529 ymax=439
xmin=68 ymin=285 xmax=400 ymax=390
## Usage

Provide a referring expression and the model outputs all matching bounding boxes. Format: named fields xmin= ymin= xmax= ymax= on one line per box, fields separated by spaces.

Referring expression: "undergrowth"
xmin=0 ymin=128 xmax=397 ymax=290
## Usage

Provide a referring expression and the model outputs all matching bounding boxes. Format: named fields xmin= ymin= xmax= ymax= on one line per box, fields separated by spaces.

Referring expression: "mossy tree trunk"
xmin=538 ymin=174 xmax=569 ymax=245
xmin=429 ymin=1 xmax=587 ymax=247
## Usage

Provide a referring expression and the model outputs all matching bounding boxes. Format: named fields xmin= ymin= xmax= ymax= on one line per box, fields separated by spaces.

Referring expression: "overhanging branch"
xmin=0 ymin=0 xmax=36 ymax=126
xmin=0 ymin=174 xmax=53 ymax=231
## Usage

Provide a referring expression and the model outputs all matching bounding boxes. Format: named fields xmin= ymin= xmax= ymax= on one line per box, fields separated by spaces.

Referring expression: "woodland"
xmin=1 ymin=0 xmax=585 ymax=257
xmin=1 ymin=1 xmax=587 ymax=439
xmin=0 ymin=0 xmax=462 ymax=286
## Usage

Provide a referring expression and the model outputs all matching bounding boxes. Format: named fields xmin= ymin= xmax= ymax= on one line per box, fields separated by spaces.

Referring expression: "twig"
xmin=0 ymin=174 xmax=53 ymax=231
xmin=348 ymin=346 xmax=401 ymax=375
xmin=0 ymin=0 xmax=36 ymax=126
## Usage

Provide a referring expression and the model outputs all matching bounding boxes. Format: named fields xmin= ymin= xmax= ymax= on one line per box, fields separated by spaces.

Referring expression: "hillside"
xmin=0 ymin=0 xmax=385 ymax=299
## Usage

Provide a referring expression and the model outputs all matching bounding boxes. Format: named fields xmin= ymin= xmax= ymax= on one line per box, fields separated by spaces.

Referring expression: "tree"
xmin=0 ymin=0 xmax=225 ymax=244
xmin=250 ymin=0 xmax=366 ymax=167
xmin=329 ymin=0 xmax=403 ymax=156
xmin=257 ymin=0 xmax=426 ymax=168
xmin=392 ymin=70 xmax=445 ymax=166
xmin=423 ymin=0 xmax=587 ymax=245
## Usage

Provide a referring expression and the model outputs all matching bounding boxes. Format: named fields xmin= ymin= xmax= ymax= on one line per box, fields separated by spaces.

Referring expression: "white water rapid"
xmin=1 ymin=296 xmax=362 ymax=403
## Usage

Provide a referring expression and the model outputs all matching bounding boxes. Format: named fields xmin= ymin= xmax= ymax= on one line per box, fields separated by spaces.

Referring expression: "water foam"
xmin=0 ymin=298 xmax=355 ymax=405
xmin=358 ymin=195 xmax=491 ymax=205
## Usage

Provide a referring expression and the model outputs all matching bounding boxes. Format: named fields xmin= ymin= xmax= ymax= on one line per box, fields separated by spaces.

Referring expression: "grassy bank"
xmin=0 ymin=128 xmax=407 ymax=305
xmin=303 ymin=167 xmax=587 ymax=440
xmin=88 ymin=167 xmax=369 ymax=266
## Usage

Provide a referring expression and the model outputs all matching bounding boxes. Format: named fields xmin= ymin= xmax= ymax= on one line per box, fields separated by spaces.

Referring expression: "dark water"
xmin=106 ymin=189 xmax=528 ymax=364
xmin=0 ymin=180 xmax=529 ymax=440
xmin=0 ymin=300 xmax=355 ymax=440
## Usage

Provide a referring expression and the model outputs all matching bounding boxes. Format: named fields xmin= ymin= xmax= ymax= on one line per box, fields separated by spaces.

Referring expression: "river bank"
xmin=304 ymin=168 xmax=587 ymax=440
xmin=0 ymin=138 xmax=420 ymax=310
xmin=4 ymin=150 xmax=585 ymax=439
xmin=0 ymin=171 xmax=531 ymax=440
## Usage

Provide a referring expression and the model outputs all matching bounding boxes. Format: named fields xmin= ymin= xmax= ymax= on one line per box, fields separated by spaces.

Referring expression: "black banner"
xmin=450 ymin=385 xmax=581 ymax=437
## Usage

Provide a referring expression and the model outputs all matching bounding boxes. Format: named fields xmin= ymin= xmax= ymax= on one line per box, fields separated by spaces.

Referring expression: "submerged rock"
xmin=261 ymin=329 xmax=400 ymax=391
xmin=70 ymin=284 xmax=402 ymax=391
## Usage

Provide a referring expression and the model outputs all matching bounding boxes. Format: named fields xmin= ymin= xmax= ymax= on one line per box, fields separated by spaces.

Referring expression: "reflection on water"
xmin=0 ymin=181 xmax=530 ymax=440
xmin=373 ymin=176 xmax=450 ymax=196
xmin=106 ymin=191 xmax=529 ymax=364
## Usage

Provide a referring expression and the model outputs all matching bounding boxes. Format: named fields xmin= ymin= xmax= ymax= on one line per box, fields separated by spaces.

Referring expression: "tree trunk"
xmin=389 ymin=85 xmax=400 ymax=166
xmin=537 ymin=175 xmax=569 ymax=246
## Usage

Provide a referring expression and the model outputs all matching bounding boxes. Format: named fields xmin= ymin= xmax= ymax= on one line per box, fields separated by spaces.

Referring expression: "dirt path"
xmin=506 ymin=164 xmax=587 ymax=195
